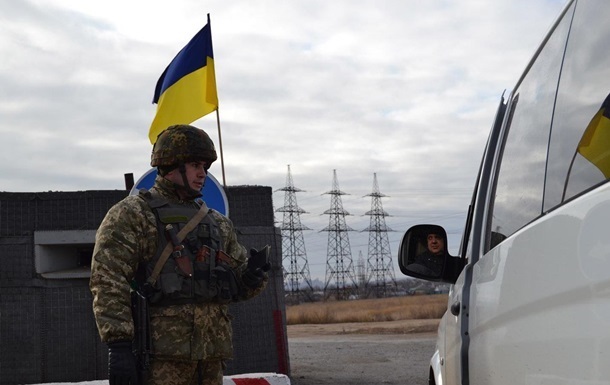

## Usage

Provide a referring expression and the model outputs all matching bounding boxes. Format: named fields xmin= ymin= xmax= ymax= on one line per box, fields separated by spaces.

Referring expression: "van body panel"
xmin=430 ymin=341 xmax=444 ymax=385
xmin=442 ymin=278 xmax=463 ymax=385
xmin=470 ymin=183 xmax=610 ymax=383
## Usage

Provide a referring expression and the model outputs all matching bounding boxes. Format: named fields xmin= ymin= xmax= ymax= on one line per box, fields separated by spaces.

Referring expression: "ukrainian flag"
xmin=149 ymin=18 xmax=218 ymax=144
xmin=578 ymin=94 xmax=610 ymax=179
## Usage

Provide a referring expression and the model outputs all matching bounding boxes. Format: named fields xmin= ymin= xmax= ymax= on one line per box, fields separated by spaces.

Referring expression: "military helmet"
xmin=151 ymin=125 xmax=218 ymax=167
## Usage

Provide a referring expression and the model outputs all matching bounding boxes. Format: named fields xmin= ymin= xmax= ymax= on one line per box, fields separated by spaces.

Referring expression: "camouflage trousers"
xmin=148 ymin=359 xmax=223 ymax=385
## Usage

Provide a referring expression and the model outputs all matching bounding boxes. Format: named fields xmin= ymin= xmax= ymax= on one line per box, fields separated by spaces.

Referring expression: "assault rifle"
xmin=131 ymin=289 xmax=152 ymax=385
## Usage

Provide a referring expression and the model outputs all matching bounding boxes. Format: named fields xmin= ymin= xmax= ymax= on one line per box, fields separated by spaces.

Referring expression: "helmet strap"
xmin=177 ymin=164 xmax=203 ymax=199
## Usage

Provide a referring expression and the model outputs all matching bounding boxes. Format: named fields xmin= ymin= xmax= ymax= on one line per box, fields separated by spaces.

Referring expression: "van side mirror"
xmin=398 ymin=224 xmax=463 ymax=283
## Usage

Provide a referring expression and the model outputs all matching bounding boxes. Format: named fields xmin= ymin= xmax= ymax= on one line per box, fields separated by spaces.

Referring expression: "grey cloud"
xmin=0 ymin=0 xmax=567 ymax=278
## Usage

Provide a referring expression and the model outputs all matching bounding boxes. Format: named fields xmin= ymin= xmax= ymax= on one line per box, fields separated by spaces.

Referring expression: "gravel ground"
xmin=287 ymin=320 xmax=438 ymax=385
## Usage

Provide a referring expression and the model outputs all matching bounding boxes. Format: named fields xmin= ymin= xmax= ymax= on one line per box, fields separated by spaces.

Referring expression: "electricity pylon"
xmin=363 ymin=173 xmax=397 ymax=297
xmin=275 ymin=165 xmax=314 ymax=303
xmin=322 ymin=170 xmax=358 ymax=300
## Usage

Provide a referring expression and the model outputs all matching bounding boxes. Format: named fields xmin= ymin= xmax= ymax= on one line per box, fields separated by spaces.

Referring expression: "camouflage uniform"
xmin=90 ymin=175 xmax=267 ymax=384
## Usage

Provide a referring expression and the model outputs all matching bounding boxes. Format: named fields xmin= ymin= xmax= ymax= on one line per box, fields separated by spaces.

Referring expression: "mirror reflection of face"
xmin=427 ymin=234 xmax=445 ymax=255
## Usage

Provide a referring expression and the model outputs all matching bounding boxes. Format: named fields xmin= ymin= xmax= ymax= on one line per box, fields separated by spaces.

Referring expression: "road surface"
xmin=287 ymin=322 xmax=437 ymax=385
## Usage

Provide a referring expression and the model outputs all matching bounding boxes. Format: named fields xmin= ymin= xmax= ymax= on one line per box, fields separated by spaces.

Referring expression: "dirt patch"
xmin=287 ymin=318 xmax=440 ymax=338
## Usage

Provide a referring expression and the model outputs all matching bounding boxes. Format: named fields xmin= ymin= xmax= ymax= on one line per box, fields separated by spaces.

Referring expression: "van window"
xmin=544 ymin=2 xmax=610 ymax=210
xmin=488 ymin=6 xmax=573 ymax=250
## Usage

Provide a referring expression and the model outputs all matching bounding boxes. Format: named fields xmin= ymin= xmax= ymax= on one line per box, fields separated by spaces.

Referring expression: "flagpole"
xmin=215 ymin=108 xmax=227 ymax=188
xmin=206 ymin=13 xmax=227 ymax=189
xmin=561 ymin=147 xmax=578 ymax=202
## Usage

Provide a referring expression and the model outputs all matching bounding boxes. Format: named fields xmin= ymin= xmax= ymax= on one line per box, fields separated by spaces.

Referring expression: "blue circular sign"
xmin=129 ymin=168 xmax=229 ymax=216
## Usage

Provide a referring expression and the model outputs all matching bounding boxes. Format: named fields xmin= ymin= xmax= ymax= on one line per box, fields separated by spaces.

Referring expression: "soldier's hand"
xmin=243 ymin=246 xmax=271 ymax=289
xmin=242 ymin=267 xmax=265 ymax=289
xmin=247 ymin=246 xmax=271 ymax=273
xmin=108 ymin=341 xmax=138 ymax=385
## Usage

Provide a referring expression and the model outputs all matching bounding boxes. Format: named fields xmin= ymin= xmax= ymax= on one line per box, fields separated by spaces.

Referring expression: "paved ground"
xmin=287 ymin=319 xmax=439 ymax=385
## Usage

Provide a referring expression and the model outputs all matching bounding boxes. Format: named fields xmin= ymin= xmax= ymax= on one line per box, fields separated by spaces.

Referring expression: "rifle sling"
xmin=146 ymin=201 xmax=209 ymax=286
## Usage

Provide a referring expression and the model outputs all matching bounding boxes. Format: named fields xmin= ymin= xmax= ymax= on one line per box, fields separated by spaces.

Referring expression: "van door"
xmin=469 ymin=1 xmax=610 ymax=382
xmin=442 ymin=95 xmax=506 ymax=385
xmin=467 ymin=2 xmax=576 ymax=384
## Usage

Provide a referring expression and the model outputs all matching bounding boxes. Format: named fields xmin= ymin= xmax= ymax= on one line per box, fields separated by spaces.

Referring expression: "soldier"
xmin=90 ymin=124 xmax=270 ymax=385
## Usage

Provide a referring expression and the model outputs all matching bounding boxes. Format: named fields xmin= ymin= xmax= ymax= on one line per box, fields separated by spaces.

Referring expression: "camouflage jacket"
xmin=90 ymin=176 xmax=267 ymax=361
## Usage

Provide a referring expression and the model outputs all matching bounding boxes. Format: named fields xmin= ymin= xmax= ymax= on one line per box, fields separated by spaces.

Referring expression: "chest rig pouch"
xmin=139 ymin=190 xmax=240 ymax=306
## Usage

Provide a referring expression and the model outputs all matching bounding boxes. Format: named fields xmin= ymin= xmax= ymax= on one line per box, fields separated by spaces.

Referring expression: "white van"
xmin=398 ymin=1 xmax=610 ymax=384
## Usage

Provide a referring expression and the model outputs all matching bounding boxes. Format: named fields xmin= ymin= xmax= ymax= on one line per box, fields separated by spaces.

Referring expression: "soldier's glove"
xmin=243 ymin=246 xmax=271 ymax=289
xmin=108 ymin=341 xmax=138 ymax=385
xmin=247 ymin=246 xmax=271 ymax=273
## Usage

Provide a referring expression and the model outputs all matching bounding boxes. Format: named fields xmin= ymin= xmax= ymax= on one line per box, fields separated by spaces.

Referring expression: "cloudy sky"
xmin=1 ymin=0 xmax=567 ymax=281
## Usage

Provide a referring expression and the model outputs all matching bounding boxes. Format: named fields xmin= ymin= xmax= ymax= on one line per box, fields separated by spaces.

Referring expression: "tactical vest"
xmin=138 ymin=190 xmax=240 ymax=306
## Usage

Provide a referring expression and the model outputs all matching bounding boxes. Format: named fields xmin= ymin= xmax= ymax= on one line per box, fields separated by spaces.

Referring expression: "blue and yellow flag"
xmin=578 ymin=94 xmax=610 ymax=179
xmin=149 ymin=17 xmax=218 ymax=144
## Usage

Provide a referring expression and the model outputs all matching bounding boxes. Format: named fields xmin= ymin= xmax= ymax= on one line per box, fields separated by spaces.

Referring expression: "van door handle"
xmin=450 ymin=301 xmax=461 ymax=316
